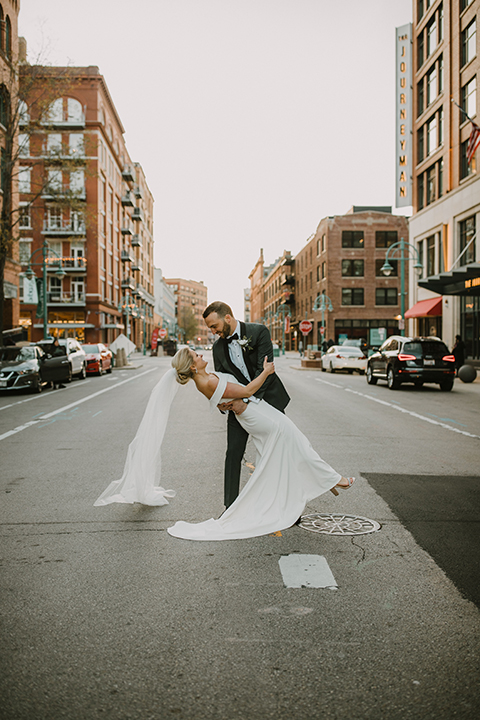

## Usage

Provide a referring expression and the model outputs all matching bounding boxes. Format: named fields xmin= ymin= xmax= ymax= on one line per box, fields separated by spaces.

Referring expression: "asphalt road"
xmin=1 ymin=352 xmax=479 ymax=720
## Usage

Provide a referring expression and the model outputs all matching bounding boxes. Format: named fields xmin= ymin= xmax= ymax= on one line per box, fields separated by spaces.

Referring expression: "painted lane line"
xmin=278 ymin=554 xmax=337 ymax=589
xmin=0 ymin=368 xmax=158 ymax=441
xmin=319 ymin=379 xmax=343 ymax=388
xmin=315 ymin=378 xmax=480 ymax=439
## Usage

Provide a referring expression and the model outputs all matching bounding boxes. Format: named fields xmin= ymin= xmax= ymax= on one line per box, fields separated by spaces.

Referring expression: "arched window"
xmin=18 ymin=99 xmax=29 ymax=125
xmin=0 ymin=5 xmax=4 ymax=53
xmin=45 ymin=97 xmax=84 ymax=125
xmin=5 ymin=15 xmax=11 ymax=59
xmin=67 ymin=98 xmax=83 ymax=123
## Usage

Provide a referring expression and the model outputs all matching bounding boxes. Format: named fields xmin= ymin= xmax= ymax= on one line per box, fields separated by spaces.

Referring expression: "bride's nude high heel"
xmin=330 ymin=477 xmax=356 ymax=496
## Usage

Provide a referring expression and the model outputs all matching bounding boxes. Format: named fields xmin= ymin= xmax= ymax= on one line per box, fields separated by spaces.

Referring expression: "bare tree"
xmin=178 ymin=307 xmax=199 ymax=342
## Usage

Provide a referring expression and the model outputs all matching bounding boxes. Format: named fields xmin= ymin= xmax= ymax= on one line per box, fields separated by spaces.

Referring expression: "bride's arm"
xmin=223 ymin=357 xmax=275 ymax=400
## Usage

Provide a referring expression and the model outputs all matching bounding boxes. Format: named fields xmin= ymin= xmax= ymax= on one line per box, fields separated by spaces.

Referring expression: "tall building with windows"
xmin=0 ymin=0 xmax=20 ymax=341
xmin=18 ymin=65 xmax=155 ymax=348
xmin=164 ymin=277 xmax=208 ymax=344
xmin=408 ymin=0 xmax=480 ymax=358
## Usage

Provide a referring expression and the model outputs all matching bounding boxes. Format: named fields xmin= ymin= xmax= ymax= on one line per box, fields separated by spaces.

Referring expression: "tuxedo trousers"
xmin=225 ymin=403 xmax=285 ymax=508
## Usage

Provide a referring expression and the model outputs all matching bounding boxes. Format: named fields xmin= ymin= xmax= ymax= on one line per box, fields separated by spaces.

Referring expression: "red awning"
xmin=405 ymin=297 xmax=442 ymax=318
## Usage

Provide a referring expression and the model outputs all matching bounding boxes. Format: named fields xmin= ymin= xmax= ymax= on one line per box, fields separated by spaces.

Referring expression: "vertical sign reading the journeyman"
xmin=395 ymin=24 xmax=412 ymax=207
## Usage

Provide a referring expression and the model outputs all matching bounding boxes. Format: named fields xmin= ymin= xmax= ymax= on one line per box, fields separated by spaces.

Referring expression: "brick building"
xmin=18 ymin=65 xmax=155 ymax=348
xmin=295 ymin=208 xmax=409 ymax=348
xmin=1 ymin=0 xmax=20 ymax=340
xmin=164 ymin=277 xmax=208 ymax=345
xmin=406 ymin=0 xmax=480 ymax=358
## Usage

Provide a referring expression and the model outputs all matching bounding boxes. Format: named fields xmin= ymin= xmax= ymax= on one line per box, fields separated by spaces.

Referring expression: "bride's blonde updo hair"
xmin=171 ymin=347 xmax=195 ymax=385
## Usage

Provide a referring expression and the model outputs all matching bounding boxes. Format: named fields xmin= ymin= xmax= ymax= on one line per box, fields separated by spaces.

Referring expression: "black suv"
xmin=366 ymin=335 xmax=456 ymax=391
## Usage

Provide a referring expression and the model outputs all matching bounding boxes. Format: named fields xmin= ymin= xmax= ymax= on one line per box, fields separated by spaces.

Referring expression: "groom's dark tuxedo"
xmin=212 ymin=321 xmax=290 ymax=507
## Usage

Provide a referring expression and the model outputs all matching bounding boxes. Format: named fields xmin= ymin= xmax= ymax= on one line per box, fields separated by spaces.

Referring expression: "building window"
xmin=427 ymin=64 xmax=437 ymax=105
xmin=461 ymin=0 xmax=474 ymax=11
xmin=462 ymin=20 xmax=476 ymax=67
xmin=438 ymin=157 xmax=443 ymax=197
xmin=438 ymin=54 xmax=444 ymax=92
xmin=48 ymin=206 xmax=62 ymax=229
xmin=462 ymin=77 xmax=477 ymax=120
xmin=375 ymin=231 xmax=398 ymax=248
xmin=47 ymin=133 xmax=62 ymax=155
xmin=418 ymin=32 xmax=425 ymax=69
xmin=342 ymin=231 xmax=364 ymax=248
xmin=18 ymin=133 xmax=30 ymax=158
xmin=316 ymin=238 xmax=320 ymax=256
xmin=427 ymin=235 xmax=436 ymax=275
xmin=19 ymin=240 xmax=32 ymax=264
xmin=417 ymin=79 xmax=425 ymax=116
xmin=427 ymin=15 xmax=437 ymax=57
xmin=427 ymin=115 xmax=437 ymax=155
xmin=342 ymin=259 xmax=364 ymax=277
xmin=418 ymin=126 xmax=425 ymax=162
xmin=460 ymin=138 xmax=474 ymax=179
xmin=375 ymin=288 xmax=398 ymax=306
xmin=418 ymin=0 xmax=424 ymax=20
xmin=376 ymin=259 xmax=398 ymax=276
xmin=5 ymin=15 xmax=11 ymax=59
xmin=342 ymin=288 xmax=364 ymax=306
xmin=19 ymin=204 xmax=31 ymax=228
xmin=459 ymin=216 xmax=476 ymax=264
xmin=426 ymin=165 xmax=436 ymax=205
xmin=18 ymin=167 xmax=31 ymax=194
xmin=417 ymin=172 xmax=425 ymax=210
xmin=321 ymin=262 xmax=326 ymax=279
xmin=69 ymin=170 xmax=85 ymax=196
xmin=321 ymin=234 xmax=326 ymax=252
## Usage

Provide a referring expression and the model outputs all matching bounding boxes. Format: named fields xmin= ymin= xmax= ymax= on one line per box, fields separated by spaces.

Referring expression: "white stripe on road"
xmin=278 ymin=554 xmax=338 ymax=589
xmin=0 ymin=368 xmax=157 ymax=441
xmin=315 ymin=378 xmax=480 ymax=439
xmin=0 ymin=380 xmax=92 ymax=411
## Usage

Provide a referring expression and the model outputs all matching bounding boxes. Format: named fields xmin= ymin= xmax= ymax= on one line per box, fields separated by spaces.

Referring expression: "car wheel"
xmin=106 ymin=364 xmax=112 ymax=374
xmin=329 ymin=363 xmax=335 ymax=373
xmin=78 ymin=364 xmax=86 ymax=380
xmin=34 ymin=377 xmax=43 ymax=393
xmin=387 ymin=367 xmax=400 ymax=390
xmin=440 ymin=379 xmax=454 ymax=391
xmin=98 ymin=365 xmax=104 ymax=376
xmin=66 ymin=367 xmax=72 ymax=383
xmin=366 ymin=365 xmax=377 ymax=385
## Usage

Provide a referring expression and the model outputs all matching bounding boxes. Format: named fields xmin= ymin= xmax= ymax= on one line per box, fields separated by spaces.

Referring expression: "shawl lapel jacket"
xmin=212 ymin=321 xmax=290 ymax=413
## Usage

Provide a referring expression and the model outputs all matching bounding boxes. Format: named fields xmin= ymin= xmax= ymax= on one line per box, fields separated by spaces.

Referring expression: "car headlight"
xmin=17 ymin=369 xmax=33 ymax=375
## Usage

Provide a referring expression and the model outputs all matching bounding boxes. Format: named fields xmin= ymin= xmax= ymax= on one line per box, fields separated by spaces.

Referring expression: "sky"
xmin=20 ymin=0 xmax=413 ymax=319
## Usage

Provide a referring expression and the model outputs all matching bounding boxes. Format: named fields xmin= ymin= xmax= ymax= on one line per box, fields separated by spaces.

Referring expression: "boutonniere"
xmin=238 ymin=336 xmax=253 ymax=352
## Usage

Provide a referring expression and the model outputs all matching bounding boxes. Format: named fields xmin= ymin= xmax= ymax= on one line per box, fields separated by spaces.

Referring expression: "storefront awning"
xmin=405 ymin=297 xmax=442 ymax=318
xmin=418 ymin=262 xmax=480 ymax=296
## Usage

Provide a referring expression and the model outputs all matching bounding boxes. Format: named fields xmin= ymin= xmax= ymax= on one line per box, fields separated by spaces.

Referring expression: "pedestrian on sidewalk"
xmin=50 ymin=338 xmax=66 ymax=389
xmin=452 ymin=335 xmax=465 ymax=376
xmin=298 ymin=340 xmax=303 ymax=356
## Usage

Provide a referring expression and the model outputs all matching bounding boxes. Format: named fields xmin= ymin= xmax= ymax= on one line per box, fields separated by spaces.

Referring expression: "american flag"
xmin=467 ymin=122 xmax=480 ymax=165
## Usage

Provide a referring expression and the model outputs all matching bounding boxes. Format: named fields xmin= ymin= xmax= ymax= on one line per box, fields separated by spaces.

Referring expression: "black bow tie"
xmin=226 ymin=333 xmax=239 ymax=344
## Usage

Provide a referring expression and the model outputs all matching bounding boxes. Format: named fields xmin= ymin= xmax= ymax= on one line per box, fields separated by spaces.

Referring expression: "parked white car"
xmin=321 ymin=345 xmax=367 ymax=374
xmin=36 ymin=338 xmax=87 ymax=379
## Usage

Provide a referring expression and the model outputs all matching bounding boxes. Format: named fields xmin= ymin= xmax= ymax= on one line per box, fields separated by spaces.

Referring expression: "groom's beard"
xmin=219 ymin=319 xmax=233 ymax=338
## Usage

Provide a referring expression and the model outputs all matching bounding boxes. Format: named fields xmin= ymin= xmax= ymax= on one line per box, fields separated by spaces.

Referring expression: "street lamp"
xmin=25 ymin=241 xmax=66 ymax=339
xmin=381 ymin=236 xmax=423 ymax=336
xmin=313 ymin=293 xmax=333 ymax=347
xmin=275 ymin=303 xmax=291 ymax=355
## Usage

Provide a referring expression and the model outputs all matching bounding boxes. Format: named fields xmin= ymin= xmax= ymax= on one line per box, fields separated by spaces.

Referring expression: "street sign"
xmin=159 ymin=328 xmax=167 ymax=339
xmin=320 ymin=326 xmax=325 ymax=335
xmin=299 ymin=320 xmax=312 ymax=335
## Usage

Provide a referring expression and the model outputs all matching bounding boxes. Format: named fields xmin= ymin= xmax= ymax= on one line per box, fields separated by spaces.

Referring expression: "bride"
xmin=94 ymin=348 xmax=355 ymax=541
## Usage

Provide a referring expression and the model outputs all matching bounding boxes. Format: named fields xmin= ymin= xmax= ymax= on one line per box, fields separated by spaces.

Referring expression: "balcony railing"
xmin=42 ymin=219 xmax=86 ymax=235
xmin=121 ymin=224 xmax=133 ymax=236
xmin=121 ymin=276 xmax=135 ymax=290
xmin=121 ymin=192 xmax=134 ymax=207
xmin=131 ymin=258 xmax=143 ymax=272
xmin=121 ymin=250 xmax=134 ymax=263
xmin=45 ymin=257 xmax=87 ymax=272
xmin=132 ymin=207 xmax=144 ymax=222
xmin=133 ymin=185 xmax=142 ymax=199
xmin=47 ymin=292 xmax=86 ymax=304
xmin=131 ymin=234 xmax=141 ymax=247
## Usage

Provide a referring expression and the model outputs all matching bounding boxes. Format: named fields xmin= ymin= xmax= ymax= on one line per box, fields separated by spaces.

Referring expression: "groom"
xmin=203 ymin=301 xmax=290 ymax=508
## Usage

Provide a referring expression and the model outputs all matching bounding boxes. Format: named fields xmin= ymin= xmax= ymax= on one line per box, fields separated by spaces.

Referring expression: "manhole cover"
xmin=298 ymin=513 xmax=381 ymax=536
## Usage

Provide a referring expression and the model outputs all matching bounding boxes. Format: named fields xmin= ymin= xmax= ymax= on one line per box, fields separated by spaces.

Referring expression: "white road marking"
xmin=315 ymin=378 xmax=480 ymax=440
xmin=278 ymin=554 xmax=337 ymax=589
xmin=0 ymin=380 xmax=92 ymax=411
xmin=0 ymin=368 xmax=158 ymax=441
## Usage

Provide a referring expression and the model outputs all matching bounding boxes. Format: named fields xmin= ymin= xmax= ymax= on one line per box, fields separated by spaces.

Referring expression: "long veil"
xmin=94 ymin=368 xmax=179 ymax=506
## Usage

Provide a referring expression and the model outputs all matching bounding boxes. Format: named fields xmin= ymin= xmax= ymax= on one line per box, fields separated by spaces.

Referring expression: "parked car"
xmin=321 ymin=345 xmax=367 ymax=374
xmin=81 ymin=343 xmax=113 ymax=375
xmin=366 ymin=335 xmax=456 ymax=391
xmin=36 ymin=338 xmax=87 ymax=379
xmin=0 ymin=345 xmax=71 ymax=393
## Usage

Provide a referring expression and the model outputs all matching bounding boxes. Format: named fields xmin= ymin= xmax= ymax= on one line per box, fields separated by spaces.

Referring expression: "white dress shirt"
xmin=227 ymin=321 xmax=259 ymax=403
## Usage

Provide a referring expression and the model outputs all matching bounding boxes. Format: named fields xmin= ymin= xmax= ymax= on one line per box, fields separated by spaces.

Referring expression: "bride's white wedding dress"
xmin=167 ymin=372 xmax=342 ymax=541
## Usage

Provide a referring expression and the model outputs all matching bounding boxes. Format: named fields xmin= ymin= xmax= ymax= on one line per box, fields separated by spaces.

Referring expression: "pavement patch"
xmin=278 ymin=554 xmax=338 ymax=589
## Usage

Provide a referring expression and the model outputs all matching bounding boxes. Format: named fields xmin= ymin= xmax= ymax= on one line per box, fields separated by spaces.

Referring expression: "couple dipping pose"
xmin=94 ymin=302 xmax=356 ymax=540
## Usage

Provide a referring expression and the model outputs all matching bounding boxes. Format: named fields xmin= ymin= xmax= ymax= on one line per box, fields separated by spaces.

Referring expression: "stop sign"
xmin=299 ymin=320 xmax=312 ymax=335
xmin=159 ymin=328 xmax=167 ymax=339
